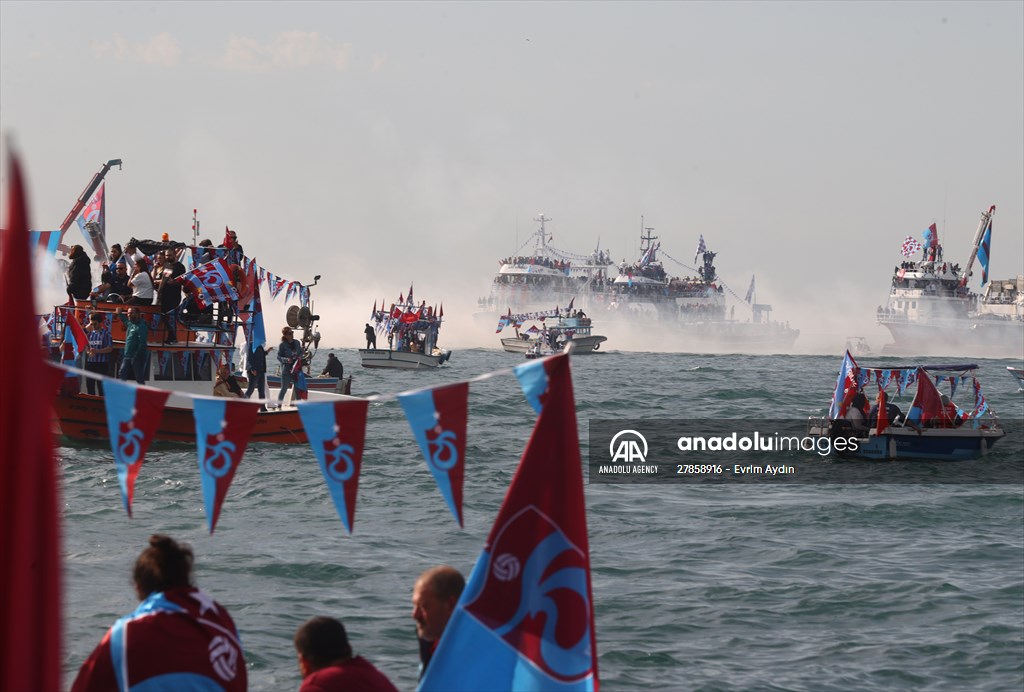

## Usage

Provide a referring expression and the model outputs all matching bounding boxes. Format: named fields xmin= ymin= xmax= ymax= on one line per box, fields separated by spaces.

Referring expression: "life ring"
xmin=593 ymin=342 xmax=600 ymax=350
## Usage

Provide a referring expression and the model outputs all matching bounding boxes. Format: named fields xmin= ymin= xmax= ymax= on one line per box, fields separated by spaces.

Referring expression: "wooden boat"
xmin=50 ymin=273 xmax=345 ymax=446
xmin=807 ymin=353 xmax=1005 ymax=461
xmin=360 ymin=291 xmax=451 ymax=369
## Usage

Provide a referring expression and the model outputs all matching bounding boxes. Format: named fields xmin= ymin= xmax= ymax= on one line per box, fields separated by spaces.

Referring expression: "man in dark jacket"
xmin=244 ymin=344 xmax=267 ymax=404
xmin=321 ymin=353 xmax=344 ymax=378
xmin=66 ymin=244 xmax=93 ymax=300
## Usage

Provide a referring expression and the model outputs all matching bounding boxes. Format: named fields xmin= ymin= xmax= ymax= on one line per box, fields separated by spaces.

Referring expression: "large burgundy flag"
xmin=420 ymin=354 xmax=598 ymax=691
xmin=0 ymin=153 xmax=62 ymax=691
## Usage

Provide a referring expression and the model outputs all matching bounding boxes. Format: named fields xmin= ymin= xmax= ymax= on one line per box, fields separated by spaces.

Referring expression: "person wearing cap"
xmin=321 ymin=353 xmax=344 ymax=379
xmin=274 ymin=326 xmax=301 ymax=408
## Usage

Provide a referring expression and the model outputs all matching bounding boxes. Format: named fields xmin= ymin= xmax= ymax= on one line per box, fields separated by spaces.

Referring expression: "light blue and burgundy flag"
xmin=178 ymin=257 xmax=239 ymax=308
xmin=829 ymin=350 xmax=858 ymax=420
xmin=296 ymin=399 xmax=370 ymax=533
xmin=922 ymin=222 xmax=938 ymax=249
xmin=60 ymin=307 xmax=88 ymax=359
xmin=419 ymin=354 xmax=597 ymax=692
xmin=28 ymin=230 xmax=62 ymax=256
xmin=75 ymin=182 xmax=105 ymax=260
xmin=102 ymin=380 xmax=170 ymax=517
xmin=292 ymin=357 xmax=308 ymax=401
xmin=977 ymin=217 xmax=992 ymax=285
xmin=907 ymin=367 xmax=943 ymax=426
xmin=514 ymin=358 xmax=553 ymax=415
xmin=398 ymin=382 xmax=468 ymax=527
xmin=193 ymin=398 xmax=261 ymax=533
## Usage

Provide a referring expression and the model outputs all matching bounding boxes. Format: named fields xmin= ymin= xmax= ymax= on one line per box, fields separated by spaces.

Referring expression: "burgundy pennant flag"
xmin=193 ymin=398 xmax=261 ymax=533
xmin=102 ymin=380 xmax=171 ymax=517
xmin=0 ymin=152 xmax=63 ymax=692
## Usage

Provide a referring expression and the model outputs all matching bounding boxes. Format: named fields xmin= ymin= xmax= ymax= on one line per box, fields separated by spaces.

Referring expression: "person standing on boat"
xmin=275 ymin=326 xmax=301 ymax=407
xmin=127 ymin=257 xmax=156 ymax=306
xmin=157 ymin=248 xmax=186 ymax=343
xmin=84 ymin=313 xmax=113 ymax=396
xmin=71 ymin=534 xmax=247 ymax=692
xmin=116 ymin=306 xmax=149 ymax=384
xmin=244 ymin=343 xmax=268 ymax=405
xmin=66 ymin=244 xmax=92 ymax=300
xmin=364 ymin=323 xmax=377 ymax=349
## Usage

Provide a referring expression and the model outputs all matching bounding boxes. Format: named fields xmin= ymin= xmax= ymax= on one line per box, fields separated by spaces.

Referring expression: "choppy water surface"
xmin=60 ymin=350 xmax=1024 ymax=690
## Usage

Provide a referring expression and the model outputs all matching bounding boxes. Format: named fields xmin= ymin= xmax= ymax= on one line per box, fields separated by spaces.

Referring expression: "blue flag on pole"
xmin=977 ymin=219 xmax=992 ymax=285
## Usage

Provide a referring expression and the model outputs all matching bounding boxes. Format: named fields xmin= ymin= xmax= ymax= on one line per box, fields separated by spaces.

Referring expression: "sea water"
xmin=60 ymin=350 xmax=1024 ymax=690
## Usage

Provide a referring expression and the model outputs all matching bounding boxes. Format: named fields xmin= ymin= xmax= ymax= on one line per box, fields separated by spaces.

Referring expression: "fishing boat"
xmin=807 ymin=352 xmax=1005 ymax=461
xmin=845 ymin=336 xmax=874 ymax=358
xmin=497 ymin=308 xmax=607 ymax=354
xmin=361 ymin=290 xmax=452 ymax=369
xmin=878 ymin=205 xmax=1022 ymax=357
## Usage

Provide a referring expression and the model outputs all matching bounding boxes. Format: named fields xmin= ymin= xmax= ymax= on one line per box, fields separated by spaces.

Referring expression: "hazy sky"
xmin=2 ymin=1 xmax=1021 ymax=350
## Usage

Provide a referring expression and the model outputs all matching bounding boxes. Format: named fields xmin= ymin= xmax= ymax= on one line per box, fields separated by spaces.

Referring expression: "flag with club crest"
xmin=296 ymin=399 xmax=369 ymax=533
xmin=398 ymin=382 xmax=468 ymax=527
xmin=419 ymin=354 xmax=597 ymax=692
xmin=75 ymin=182 xmax=105 ymax=260
xmin=829 ymin=351 xmax=858 ymax=420
xmin=922 ymin=222 xmax=938 ymax=249
xmin=193 ymin=398 xmax=261 ymax=533
xmin=1 ymin=152 xmax=63 ymax=692
xmin=900 ymin=235 xmax=922 ymax=257
xmin=178 ymin=257 xmax=239 ymax=309
xmin=102 ymin=380 xmax=170 ymax=517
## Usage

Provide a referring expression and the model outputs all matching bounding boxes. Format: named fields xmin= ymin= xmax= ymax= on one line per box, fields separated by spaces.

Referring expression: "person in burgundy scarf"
xmin=294 ymin=616 xmax=398 ymax=692
xmin=72 ymin=534 xmax=247 ymax=692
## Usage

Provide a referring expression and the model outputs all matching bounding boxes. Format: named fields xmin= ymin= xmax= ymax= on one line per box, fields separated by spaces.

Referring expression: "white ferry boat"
xmin=879 ymin=205 xmax=1022 ymax=357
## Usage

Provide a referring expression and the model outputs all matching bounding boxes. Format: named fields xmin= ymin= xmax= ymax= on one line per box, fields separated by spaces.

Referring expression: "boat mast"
xmin=962 ymin=205 xmax=996 ymax=287
xmin=534 ymin=213 xmax=551 ymax=255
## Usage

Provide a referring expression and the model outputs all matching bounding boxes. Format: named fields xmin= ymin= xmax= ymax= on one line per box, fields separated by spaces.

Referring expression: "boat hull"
xmin=501 ymin=335 xmax=607 ymax=354
xmin=358 ymin=348 xmax=451 ymax=369
xmin=53 ymin=393 xmax=310 ymax=444
xmin=809 ymin=420 xmax=1005 ymax=461
xmin=880 ymin=319 xmax=1024 ymax=358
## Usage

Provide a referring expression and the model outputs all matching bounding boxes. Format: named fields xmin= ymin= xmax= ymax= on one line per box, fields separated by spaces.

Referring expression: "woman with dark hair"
xmin=66 ymin=244 xmax=92 ymax=300
xmin=72 ymin=534 xmax=247 ymax=692
xmin=127 ymin=257 xmax=155 ymax=306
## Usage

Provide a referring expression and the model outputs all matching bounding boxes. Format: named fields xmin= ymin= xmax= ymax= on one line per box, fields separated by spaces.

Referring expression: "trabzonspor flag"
xmin=419 ymin=354 xmax=597 ymax=692
xmin=178 ymin=258 xmax=239 ymax=309
xmin=103 ymin=380 xmax=170 ymax=517
xmin=296 ymin=399 xmax=369 ymax=534
xmin=900 ymin=235 xmax=922 ymax=257
xmin=76 ymin=182 xmax=105 ymax=260
xmin=193 ymin=398 xmax=261 ymax=533
xmin=977 ymin=219 xmax=992 ymax=285
xmin=829 ymin=350 xmax=858 ymax=420
xmin=398 ymin=382 xmax=468 ymax=527
xmin=514 ymin=358 xmax=552 ymax=414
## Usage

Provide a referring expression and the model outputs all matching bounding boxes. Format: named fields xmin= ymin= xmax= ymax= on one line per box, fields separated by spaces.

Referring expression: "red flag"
xmin=0 ymin=153 xmax=62 ymax=691
xmin=439 ymin=303 xmax=444 ymax=318
xmin=223 ymin=225 xmax=235 ymax=249
xmin=875 ymin=388 xmax=889 ymax=435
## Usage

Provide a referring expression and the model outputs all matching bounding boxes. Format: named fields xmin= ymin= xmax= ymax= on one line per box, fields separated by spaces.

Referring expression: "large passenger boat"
xmin=878 ymin=205 xmax=1022 ymax=357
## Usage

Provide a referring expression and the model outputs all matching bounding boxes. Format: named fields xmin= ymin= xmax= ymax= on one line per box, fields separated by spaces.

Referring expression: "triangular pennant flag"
xmin=420 ymin=354 xmax=597 ymax=691
xmin=875 ymin=388 xmax=889 ymax=435
xmin=102 ymin=380 xmax=170 ymax=517
xmin=296 ymin=400 xmax=369 ymax=534
xmin=398 ymin=382 xmax=468 ymax=527
xmin=514 ymin=358 xmax=552 ymax=414
xmin=193 ymin=398 xmax=261 ymax=533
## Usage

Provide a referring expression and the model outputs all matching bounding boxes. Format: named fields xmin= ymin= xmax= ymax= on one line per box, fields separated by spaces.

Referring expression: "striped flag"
xmin=177 ymin=257 xmax=239 ymax=308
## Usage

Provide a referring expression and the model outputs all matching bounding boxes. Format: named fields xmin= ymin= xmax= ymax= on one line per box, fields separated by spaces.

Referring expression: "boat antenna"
xmin=192 ymin=208 xmax=200 ymax=246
